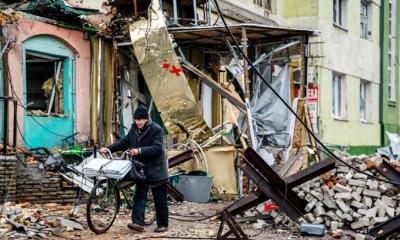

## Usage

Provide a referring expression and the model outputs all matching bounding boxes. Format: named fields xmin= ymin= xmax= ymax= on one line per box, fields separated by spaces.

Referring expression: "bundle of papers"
xmin=83 ymin=158 xmax=131 ymax=179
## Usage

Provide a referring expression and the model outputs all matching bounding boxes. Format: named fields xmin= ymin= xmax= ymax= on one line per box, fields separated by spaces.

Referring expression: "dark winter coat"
xmin=107 ymin=121 xmax=168 ymax=183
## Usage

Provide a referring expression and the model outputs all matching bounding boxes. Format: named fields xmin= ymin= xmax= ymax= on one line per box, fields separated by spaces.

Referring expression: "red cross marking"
xmin=162 ymin=63 xmax=170 ymax=69
xmin=170 ymin=66 xmax=182 ymax=76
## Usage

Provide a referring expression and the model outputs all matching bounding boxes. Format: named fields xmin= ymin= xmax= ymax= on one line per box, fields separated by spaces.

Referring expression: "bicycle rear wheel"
xmin=87 ymin=179 xmax=120 ymax=234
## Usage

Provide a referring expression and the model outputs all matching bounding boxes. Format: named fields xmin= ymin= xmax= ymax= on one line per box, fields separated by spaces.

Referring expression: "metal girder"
xmin=369 ymin=214 xmax=400 ymax=240
xmin=284 ymin=156 xmax=336 ymax=188
xmin=217 ymin=210 xmax=249 ymax=240
xmin=166 ymin=182 xmax=183 ymax=202
xmin=376 ymin=160 xmax=400 ymax=184
xmin=241 ymin=160 xmax=306 ymax=222
xmin=226 ymin=189 xmax=266 ymax=216
xmin=168 ymin=149 xmax=194 ymax=168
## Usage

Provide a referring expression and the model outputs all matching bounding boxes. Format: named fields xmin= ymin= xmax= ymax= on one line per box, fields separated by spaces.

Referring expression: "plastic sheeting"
xmin=251 ymin=63 xmax=291 ymax=148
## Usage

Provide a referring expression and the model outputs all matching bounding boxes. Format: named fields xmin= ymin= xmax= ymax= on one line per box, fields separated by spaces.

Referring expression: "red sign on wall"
xmin=307 ymin=86 xmax=318 ymax=102
xmin=294 ymin=86 xmax=319 ymax=102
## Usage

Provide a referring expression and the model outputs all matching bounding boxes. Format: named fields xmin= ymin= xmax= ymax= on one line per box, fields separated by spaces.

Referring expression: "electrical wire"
xmin=211 ymin=0 xmax=400 ymax=188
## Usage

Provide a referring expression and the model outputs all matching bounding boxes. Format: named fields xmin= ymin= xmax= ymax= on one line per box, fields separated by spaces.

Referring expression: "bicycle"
xmin=86 ymin=150 xmax=155 ymax=234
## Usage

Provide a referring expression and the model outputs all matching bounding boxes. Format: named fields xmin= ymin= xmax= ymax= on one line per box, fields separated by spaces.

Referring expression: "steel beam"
xmin=226 ymin=189 xmax=266 ymax=216
xmin=376 ymin=160 xmax=400 ymax=184
xmin=284 ymin=156 xmax=336 ymax=188
xmin=168 ymin=149 xmax=194 ymax=168
xmin=241 ymin=161 xmax=306 ymax=222
xmin=369 ymin=214 xmax=400 ymax=240
xmin=167 ymin=182 xmax=183 ymax=202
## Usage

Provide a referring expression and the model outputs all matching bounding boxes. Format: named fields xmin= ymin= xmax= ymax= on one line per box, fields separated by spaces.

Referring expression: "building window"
xmin=332 ymin=72 xmax=346 ymax=118
xmin=253 ymin=0 xmax=272 ymax=11
xmin=360 ymin=1 xmax=369 ymax=38
xmin=388 ymin=0 xmax=396 ymax=102
xmin=333 ymin=0 xmax=344 ymax=26
xmin=360 ymin=80 xmax=370 ymax=121
xmin=26 ymin=51 xmax=66 ymax=116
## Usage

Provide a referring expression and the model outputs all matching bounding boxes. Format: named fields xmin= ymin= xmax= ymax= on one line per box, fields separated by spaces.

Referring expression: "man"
xmin=100 ymin=104 xmax=169 ymax=233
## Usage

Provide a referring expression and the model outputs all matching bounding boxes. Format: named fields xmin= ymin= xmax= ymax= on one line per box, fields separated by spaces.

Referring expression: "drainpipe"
xmin=379 ymin=2 xmax=384 ymax=146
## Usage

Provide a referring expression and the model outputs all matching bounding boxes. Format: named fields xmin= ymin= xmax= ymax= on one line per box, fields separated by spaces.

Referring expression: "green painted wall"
xmin=380 ymin=0 xmax=400 ymax=145
xmin=280 ymin=0 xmax=318 ymax=18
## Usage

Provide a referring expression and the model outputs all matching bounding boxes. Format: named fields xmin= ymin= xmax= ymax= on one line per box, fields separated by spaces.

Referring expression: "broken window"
xmin=333 ymin=0 xmax=346 ymax=27
xmin=25 ymin=51 xmax=65 ymax=116
xmin=360 ymin=1 xmax=369 ymax=39
xmin=332 ymin=72 xmax=345 ymax=119
xmin=360 ymin=80 xmax=370 ymax=122
xmin=388 ymin=0 xmax=396 ymax=102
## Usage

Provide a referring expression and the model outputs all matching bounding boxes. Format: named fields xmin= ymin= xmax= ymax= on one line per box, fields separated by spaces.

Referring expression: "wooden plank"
xmin=292 ymin=98 xmax=306 ymax=148
xmin=304 ymin=104 xmax=320 ymax=162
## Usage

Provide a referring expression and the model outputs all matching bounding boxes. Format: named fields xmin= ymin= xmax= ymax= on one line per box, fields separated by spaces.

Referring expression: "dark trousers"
xmin=132 ymin=182 xmax=168 ymax=227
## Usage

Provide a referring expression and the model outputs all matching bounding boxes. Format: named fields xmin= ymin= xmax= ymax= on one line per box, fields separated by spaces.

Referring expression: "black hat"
xmin=134 ymin=105 xmax=149 ymax=119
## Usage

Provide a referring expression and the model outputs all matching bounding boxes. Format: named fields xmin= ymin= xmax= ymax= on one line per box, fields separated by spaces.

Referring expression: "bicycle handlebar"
xmin=100 ymin=149 xmax=131 ymax=160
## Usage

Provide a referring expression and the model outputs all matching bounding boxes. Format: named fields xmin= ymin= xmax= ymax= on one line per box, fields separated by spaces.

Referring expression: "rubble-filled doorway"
xmin=22 ymin=35 xmax=74 ymax=148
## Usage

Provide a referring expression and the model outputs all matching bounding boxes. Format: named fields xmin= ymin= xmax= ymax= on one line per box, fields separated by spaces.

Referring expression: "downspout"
xmin=379 ymin=2 xmax=384 ymax=147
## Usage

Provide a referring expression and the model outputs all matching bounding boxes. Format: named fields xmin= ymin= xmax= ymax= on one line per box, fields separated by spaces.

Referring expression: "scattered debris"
xmin=246 ymin=151 xmax=400 ymax=239
xmin=0 ymin=202 xmax=84 ymax=239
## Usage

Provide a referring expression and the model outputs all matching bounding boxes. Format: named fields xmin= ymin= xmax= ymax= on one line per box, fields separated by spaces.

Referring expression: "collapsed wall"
xmin=0 ymin=154 xmax=77 ymax=203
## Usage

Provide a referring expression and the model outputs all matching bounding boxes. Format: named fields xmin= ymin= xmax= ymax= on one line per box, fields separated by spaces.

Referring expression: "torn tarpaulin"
xmin=240 ymin=63 xmax=291 ymax=148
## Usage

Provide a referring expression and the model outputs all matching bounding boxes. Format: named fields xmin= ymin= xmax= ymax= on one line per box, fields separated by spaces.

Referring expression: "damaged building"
xmin=0 ymin=0 xmax=315 ymax=195
xmin=5 ymin=1 xmax=400 ymax=240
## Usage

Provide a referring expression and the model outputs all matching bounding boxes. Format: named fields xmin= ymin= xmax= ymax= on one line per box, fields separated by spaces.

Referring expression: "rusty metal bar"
xmin=369 ymin=214 xmax=400 ymax=240
xmin=284 ymin=156 xmax=336 ymax=188
xmin=167 ymin=182 xmax=183 ymax=202
xmin=217 ymin=210 xmax=249 ymax=240
xmin=376 ymin=160 xmax=400 ymax=184
xmin=168 ymin=149 xmax=194 ymax=168
xmin=226 ymin=189 xmax=266 ymax=216
xmin=244 ymin=147 xmax=287 ymax=190
xmin=241 ymin=160 xmax=306 ymax=222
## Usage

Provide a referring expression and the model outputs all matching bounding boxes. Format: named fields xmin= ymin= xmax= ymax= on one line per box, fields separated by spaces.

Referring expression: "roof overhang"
xmin=168 ymin=23 xmax=318 ymax=45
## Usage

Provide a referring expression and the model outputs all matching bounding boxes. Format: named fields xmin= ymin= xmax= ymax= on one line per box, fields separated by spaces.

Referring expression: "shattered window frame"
xmin=25 ymin=51 xmax=66 ymax=117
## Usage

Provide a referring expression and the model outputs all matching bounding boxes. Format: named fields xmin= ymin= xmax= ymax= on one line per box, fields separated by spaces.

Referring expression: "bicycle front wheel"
xmin=87 ymin=179 xmax=120 ymax=234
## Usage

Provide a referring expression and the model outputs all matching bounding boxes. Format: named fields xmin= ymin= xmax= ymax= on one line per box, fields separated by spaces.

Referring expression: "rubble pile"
xmin=0 ymin=202 xmax=84 ymax=239
xmin=293 ymin=152 xmax=400 ymax=239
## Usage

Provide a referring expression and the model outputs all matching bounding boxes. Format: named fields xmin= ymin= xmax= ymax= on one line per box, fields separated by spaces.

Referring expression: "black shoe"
xmin=128 ymin=223 xmax=145 ymax=232
xmin=154 ymin=226 xmax=168 ymax=232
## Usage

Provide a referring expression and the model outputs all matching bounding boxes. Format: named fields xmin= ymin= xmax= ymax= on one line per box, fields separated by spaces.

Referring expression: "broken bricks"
xmin=249 ymin=152 xmax=400 ymax=239
xmin=0 ymin=202 xmax=83 ymax=239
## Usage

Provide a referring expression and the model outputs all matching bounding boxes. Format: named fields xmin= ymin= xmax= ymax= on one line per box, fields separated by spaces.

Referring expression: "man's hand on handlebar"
xmin=100 ymin=147 xmax=110 ymax=155
xmin=130 ymin=148 xmax=139 ymax=156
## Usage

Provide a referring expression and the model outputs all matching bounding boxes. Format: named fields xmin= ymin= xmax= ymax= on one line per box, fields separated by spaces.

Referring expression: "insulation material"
xmin=129 ymin=0 xmax=212 ymax=141
xmin=89 ymin=37 xmax=114 ymax=145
